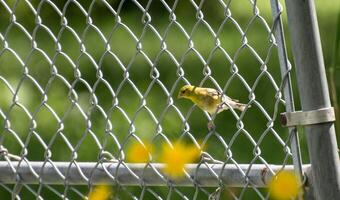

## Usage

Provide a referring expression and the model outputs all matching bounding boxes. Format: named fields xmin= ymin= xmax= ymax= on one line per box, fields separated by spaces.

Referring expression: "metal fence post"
xmin=285 ymin=0 xmax=340 ymax=199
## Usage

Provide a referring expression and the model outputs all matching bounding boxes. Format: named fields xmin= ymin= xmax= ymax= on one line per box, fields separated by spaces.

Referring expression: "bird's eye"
xmin=181 ymin=90 xmax=185 ymax=94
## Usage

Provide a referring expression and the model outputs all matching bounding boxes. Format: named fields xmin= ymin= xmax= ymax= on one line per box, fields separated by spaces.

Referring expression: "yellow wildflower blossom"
xmin=88 ymin=185 xmax=111 ymax=200
xmin=269 ymin=171 xmax=300 ymax=200
xmin=161 ymin=142 xmax=200 ymax=178
xmin=126 ymin=141 xmax=153 ymax=163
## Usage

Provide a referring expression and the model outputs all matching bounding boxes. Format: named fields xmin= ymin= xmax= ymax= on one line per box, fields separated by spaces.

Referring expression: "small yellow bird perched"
xmin=178 ymin=85 xmax=248 ymax=115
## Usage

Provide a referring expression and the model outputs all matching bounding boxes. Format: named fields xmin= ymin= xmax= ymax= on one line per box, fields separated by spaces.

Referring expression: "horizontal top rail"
xmin=0 ymin=161 xmax=310 ymax=187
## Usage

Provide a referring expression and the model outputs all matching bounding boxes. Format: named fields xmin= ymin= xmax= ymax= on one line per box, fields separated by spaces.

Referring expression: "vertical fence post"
xmin=270 ymin=0 xmax=304 ymax=191
xmin=285 ymin=0 xmax=340 ymax=199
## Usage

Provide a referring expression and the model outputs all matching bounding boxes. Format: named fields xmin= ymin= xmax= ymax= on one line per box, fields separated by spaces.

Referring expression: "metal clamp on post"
xmin=280 ymin=107 xmax=336 ymax=127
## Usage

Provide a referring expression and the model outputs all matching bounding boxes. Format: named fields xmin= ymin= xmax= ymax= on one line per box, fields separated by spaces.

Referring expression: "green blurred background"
xmin=0 ymin=0 xmax=339 ymax=199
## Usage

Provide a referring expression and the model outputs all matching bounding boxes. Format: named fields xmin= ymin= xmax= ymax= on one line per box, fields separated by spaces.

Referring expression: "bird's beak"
xmin=177 ymin=92 xmax=182 ymax=99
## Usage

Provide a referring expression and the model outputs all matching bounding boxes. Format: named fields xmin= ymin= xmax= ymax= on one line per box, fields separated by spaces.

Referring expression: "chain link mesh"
xmin=0 ymin=0 xmax=303 ymax=199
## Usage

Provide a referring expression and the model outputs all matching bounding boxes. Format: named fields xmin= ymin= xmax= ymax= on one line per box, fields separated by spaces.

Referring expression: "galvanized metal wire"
xmin=0 ymin=0 xmax=303 ymax=199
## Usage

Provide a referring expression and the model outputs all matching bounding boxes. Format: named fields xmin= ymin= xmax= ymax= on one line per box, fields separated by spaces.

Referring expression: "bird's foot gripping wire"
xmin=207 ymin=121 xmax=215 ymax=131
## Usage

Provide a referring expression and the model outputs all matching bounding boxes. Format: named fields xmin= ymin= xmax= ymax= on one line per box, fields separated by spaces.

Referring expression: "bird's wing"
xmin=204 ymin=88 xmax=240 ymax=102
xmin=205 ymin=88 xmax=221 ymax=100
xmin=221 ymin=94 xmax=240 ymax=105
xmin=223 ymin=95 xmax=239 ymax=103
xmin=230 ymin=97 xmax=239 ymax=102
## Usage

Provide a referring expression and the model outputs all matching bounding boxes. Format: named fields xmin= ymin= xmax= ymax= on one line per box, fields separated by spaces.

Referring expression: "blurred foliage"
xmin=0 ymin=0 xmax=338 ymax=199
xmin=327 ymin=1 xmax=340 ymax=142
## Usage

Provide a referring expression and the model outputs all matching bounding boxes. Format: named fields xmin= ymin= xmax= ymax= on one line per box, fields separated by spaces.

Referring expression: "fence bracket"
xmin=280 ymin=107 xmax=335 ymax=127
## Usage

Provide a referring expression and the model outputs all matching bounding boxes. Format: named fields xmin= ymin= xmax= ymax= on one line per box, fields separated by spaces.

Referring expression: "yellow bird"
xmin=178 ymin=85 xmax=248 ymax=115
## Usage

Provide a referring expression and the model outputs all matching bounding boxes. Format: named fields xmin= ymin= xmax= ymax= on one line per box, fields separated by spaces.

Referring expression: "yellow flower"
xmin=88 ymin=185 xmax=111 ymax=200
xmin=269 ymin=171 xmax=300 ymax=200
xmin=126 ymin=141 xmax=153 ymax=163
xmin=160 ymin=142 xmax=200 ymax=178
xmin=178 ymin=85 xmax=248 ymax=114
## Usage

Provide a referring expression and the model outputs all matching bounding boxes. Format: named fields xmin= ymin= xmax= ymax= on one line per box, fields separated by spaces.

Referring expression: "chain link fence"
xmin=0 ymin=0 xmax=306 ymax=199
